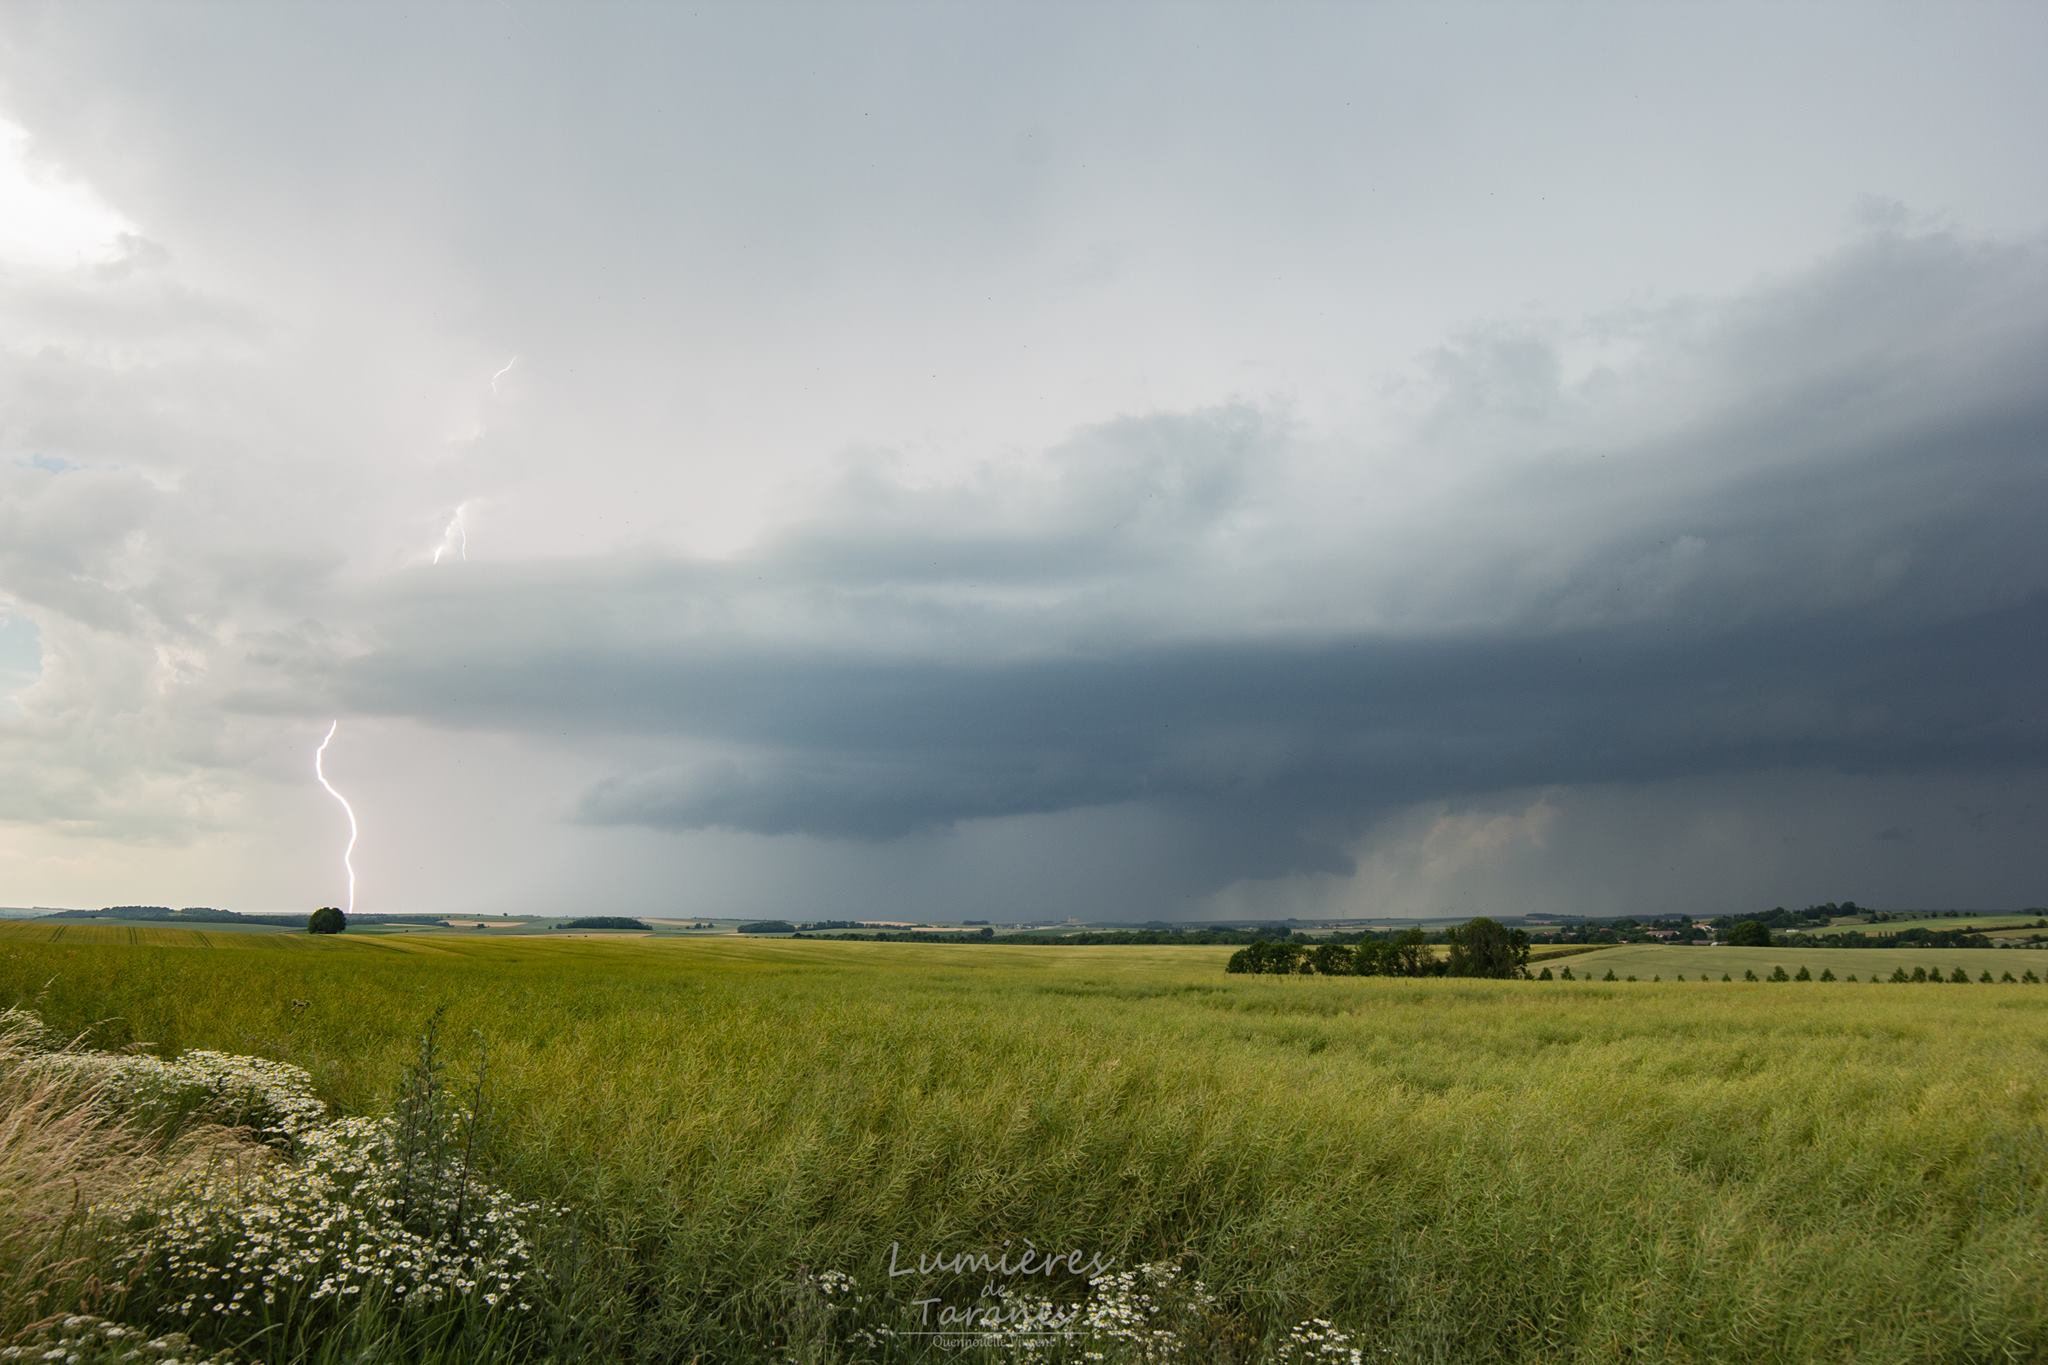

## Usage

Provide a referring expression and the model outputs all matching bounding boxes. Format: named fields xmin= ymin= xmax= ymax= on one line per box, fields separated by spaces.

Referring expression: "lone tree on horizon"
xmin=309 ymin=906 xmax=347 ymax=935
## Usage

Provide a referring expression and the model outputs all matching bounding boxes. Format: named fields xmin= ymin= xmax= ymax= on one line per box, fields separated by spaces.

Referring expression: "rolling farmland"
xmin=4 ymin=926 xmax=2047 ymax=1361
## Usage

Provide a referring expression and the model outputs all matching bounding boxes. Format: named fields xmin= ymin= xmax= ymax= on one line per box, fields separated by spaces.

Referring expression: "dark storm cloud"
xmin=354 ymin=589 xmax=2048 ymax=840
xmin=244 ymin=224 xmax=2048 ymax=891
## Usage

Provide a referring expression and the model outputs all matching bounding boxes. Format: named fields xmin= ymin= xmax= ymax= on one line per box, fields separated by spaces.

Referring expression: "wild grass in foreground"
xmin=0 ymin=1006 xmax=580 ymax=1365
xmin=3 ymin=926 xmax=2046 ymax=1362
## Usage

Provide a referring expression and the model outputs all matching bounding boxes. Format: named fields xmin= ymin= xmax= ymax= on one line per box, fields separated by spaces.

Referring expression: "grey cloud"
xmin=1263 ymin=768 xmax=2048 ymax=923
xmin=577 ymin=755 xmax=1137 ymax=842
xmin=371 ymin=592 xmax=2048 ymax=845
xmin=761 ymin=405 xmax=1274 ymax=587
xmin=296 ymin=221 xmax=2048 ymax=902
xmin=5 ymin=3 xmax=2048 ymax=916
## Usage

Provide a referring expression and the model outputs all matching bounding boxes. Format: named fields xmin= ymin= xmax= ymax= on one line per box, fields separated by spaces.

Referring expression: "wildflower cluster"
xmin=112 ymin=1109 xmax=542 ymax=1332
xmin=3 ymin=1008 xmax=545 ymax=1355
xmin=1275 ymin=1318 xmax=1383 ymax=1364
xmin=33 ymin=1047 xmax=329 ymax=1144
xmin=0 ymin=1315 xmax=230 ymax=1365
xmin=1075 ymin=1263 xmax=1218 ymax=1362
xmin=800 ymin=1260 xmax=1370 ymax=1363
xmin=105 ymin=1030 xmax=544 ymax=1343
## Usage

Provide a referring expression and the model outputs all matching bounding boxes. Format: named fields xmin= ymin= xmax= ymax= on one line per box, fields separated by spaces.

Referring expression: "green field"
xmin=1551 ymin=942 xmax=2048 ymax=979
xmin=3 ymin=919 xmax=314 ymax=948
xmin=4 ymin=923 xmax=2047 ymax=1362
xmin=1801 ymin=913 xmax=2048 ymax=937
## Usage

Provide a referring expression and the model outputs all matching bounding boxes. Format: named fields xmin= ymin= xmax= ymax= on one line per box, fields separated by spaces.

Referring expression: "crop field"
xmin=1804 ymin=914 xmax=2048 ymax=937
xmin=0 ymin=920 xmax=309 ymax=948
xmin=4 ymin=926 xmax=2047 ymax=1362
xmin=1547 ymin=942 xmax=2048 ymax=979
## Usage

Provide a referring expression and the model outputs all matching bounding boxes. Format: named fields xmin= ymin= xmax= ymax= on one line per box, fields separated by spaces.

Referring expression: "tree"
xmin=1726 ymin=920 xmax=1772 ymax=948
xmin=1227 ymin=940 xmax=1305 ymax=974
xmin=1310 ymin=942 xmax=1355 ymax=976
xmin=1769 ymin=965 xmax=1791 ymax=982
xmin=308 ymin=906 xmax=347 ymax=935
xmin=1444 ymin=917 xmax=1531 ymax=979
xmin=1793 ymin=965 xmax=1812 ymax=981
xmin=1537 ymin=966 xmax=1553 ymax=980
xmin=1819 ymin=968 xmax=1835 ymax=982
xmin=1226 ymin=940 xmax=1306 ymax=975
xmin=1393 ymin=928 xmax=1433 ymax=978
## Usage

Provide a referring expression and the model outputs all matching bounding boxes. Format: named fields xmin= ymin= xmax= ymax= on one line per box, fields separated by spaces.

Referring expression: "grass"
xmin=0 ymin=1018 xmax=150 ymax=1336
xmin=3 ymin=924 xmax=2046 ymax=1362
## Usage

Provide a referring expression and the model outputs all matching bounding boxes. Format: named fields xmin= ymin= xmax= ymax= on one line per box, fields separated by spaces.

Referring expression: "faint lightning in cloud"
xmin=430 ymin=503 xmax=470 ymax=565
xmin=314 ymin=719 xmax=359 ymax=914
xmin=489 ymin=355 xmax=517 ymax=396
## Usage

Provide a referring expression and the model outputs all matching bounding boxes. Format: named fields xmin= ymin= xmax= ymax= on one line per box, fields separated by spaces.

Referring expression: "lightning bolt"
xmin=313 ymin=366 xmax=500 ymax=911
xmin=314 ymin=720 xmax=359 ymax=914
xmin=430 ymin=504 xmax=470 ymax=565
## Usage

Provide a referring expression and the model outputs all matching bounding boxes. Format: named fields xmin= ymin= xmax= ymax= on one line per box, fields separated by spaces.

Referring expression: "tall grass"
xmin=3 ymin=928 xmax=2046 ymax=1361
xmin=0 ymin=1010 xmax=134 ymax=1336
xmin=0 ymin=1008 xmax=264 ymax=1354
xmin=0 ymin=1001 xmax=576 ymax=1365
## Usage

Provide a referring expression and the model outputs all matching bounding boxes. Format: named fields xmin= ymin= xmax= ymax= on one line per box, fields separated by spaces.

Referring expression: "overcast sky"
xmin=2 ymin=2 xmax=2045 ymax=920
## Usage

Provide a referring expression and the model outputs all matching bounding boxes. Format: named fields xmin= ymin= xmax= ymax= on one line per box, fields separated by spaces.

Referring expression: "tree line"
xmin=1225 ymin=918 xmax=1532 ymax=979
xmin=1721 ymin=917 xmax=2042 ymax=949
xmin=1539 ymin=964 xmax=2044 ymax=983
